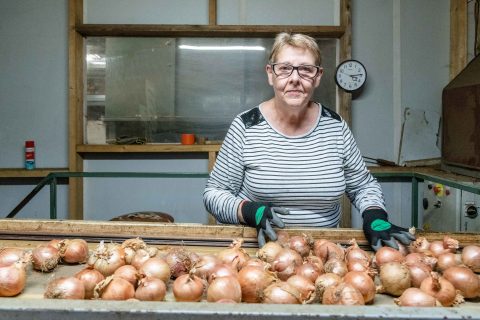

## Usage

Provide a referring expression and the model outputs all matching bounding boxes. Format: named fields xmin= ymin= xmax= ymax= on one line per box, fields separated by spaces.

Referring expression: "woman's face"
xmin=266 ymin=45 xmax=322 ymax=109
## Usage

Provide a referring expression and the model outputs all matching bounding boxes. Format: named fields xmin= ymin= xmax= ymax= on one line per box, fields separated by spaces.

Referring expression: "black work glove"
xmin=241 ymin=201 xmax=288 ymax=248
xmin=362 ymin=208 xmax=415 ymax=252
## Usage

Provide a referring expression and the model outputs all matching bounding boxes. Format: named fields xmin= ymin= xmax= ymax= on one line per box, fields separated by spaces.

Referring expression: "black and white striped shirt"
xmin=203 ymin=103 xmax=385 ymax=227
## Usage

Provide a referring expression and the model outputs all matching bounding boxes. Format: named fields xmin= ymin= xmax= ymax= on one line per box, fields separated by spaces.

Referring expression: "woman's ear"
xmin=314 ymin=68 xmax=324 ymax=88
xmin=266 ymin=64 xmax=274 ymax=86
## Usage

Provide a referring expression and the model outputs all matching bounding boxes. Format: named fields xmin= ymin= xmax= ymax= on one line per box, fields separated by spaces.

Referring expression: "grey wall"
xmin=0 ymin=0 xmax=472 ymax=225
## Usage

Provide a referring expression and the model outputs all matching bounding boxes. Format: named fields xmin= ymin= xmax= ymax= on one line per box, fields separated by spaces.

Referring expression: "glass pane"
xmin=85 ymin=37 xmax=336 ymax=144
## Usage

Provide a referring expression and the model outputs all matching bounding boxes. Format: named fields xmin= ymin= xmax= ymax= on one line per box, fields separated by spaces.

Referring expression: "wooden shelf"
xmin=76 ymin=144 xmax=221 ymax=153
xmin=0 ymin=168 xmax=68 ymax=178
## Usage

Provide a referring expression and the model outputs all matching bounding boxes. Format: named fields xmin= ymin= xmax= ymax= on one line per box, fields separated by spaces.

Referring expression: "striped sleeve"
xmin=203 ymin=116 xmax=246 ymax=224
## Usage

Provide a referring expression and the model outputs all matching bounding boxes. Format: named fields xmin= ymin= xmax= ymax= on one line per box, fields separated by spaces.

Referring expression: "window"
xmin=85 ymin=37 xmax=336 ymax=144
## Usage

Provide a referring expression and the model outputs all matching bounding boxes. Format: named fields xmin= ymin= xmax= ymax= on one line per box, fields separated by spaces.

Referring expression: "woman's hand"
xmin=240 ymin=201 xmax=288 ymax=247
xmin=362 ymin=208 xmax=415 ymax=251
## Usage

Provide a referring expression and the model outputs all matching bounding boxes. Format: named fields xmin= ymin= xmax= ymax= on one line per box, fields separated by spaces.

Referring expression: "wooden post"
xmin=450 ymin=0 xmax=467 ymax=79
xmin=68 ymin=0 xmax=84 ymax=219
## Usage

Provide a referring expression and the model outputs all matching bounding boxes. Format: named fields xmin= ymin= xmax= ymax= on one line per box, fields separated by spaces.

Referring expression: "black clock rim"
xmin=334 ymin=59 xmax=367 ymax=92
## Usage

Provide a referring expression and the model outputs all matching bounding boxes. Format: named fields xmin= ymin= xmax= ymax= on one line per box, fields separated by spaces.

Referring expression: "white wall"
xmin=0 ymin=0 xmax=469 ymax=225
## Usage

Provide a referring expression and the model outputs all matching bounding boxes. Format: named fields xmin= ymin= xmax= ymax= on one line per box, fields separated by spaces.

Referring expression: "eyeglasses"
xmin=270 ymin=63 xmax=321 ymax=80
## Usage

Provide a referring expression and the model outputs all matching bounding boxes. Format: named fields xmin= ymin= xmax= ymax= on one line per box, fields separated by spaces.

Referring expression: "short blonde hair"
xmin=268 ymin=33 xmax=322 ymax=66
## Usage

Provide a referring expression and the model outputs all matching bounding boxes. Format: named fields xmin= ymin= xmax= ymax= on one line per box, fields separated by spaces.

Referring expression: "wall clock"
xmin=335 ymin=59 xmax=367 ymax=92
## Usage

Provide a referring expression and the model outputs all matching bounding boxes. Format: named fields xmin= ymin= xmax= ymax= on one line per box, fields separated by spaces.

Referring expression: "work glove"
xmin=241 ymin=201 xmax=288 ymax=248
xmin=362 ymin=208 xmax=415 ymax=252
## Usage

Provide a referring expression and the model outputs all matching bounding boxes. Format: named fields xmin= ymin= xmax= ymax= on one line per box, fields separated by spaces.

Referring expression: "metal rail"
xmin=5 ymin=171 xmax=480 ymax=226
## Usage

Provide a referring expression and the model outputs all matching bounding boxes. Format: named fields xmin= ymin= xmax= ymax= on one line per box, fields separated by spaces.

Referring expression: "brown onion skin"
xmin=315 ymin=273 xmax=342 ymax=299
xmin=75 ymin=267 xmax=105 ymax=299
xmin=131 ymin=249 xmax=152 ymax=269
xmin=95 ymin=276 xmax=135 ymax=300
xmin=0 ymin=248 xmax=26 ymax=267
xmin=288 ymin=234 xmax=312 ymax=258
xmin=208 ymin=263 xmax=238 ymax=284
xmin=313 ymin=240 xmax=345 ymax=263
xmin=60 ymin=239 xmax=89 ymax=264
xmin=172 ymin=273 xmax=205 ymax=302
xmin=286 ymin=275 xmax=316 ymax=303
xmin=135 ymin=277 xmax=166 ymax=301
xmin=323 ymin=283 xmax=365 ymax=305
xmin=271 ymin=248 xmax=303 ymax=281
xmin=379 ymin=262 xmax=411 ymax=296
xmin=407 ymin=262 xmax=432 ymax=288
xmin=207 ymin=275 xmax=242 ymax=303
xmin=394 ymin=287 xmax=439 ymax=307
xmin=257 ymin=242 xmax=283 ymax=264
xmin=217 ymin=240 xmax=250 ymax=271
xmin=44 ymin=276 xmax=85 ymax=300
xmin=343 ymin=271 xmax=376 ymax=304
xmin=88 ymin=243 xmax=126 ymax=277
xmin=165 ymin=248 xmax=194 ymax=279
xmin=32 ymin=245 xmax=60 ymax=272
xmin=0 ymin=262 xmax=27 ymax=297
xmin=375 ymin=246 xmax=405 ymax=267
xmin=296 ymin=261 xmax=323 ymax=283
xmin=436 ymin=253 xmax=461 ymax=272
xmin=405 ymin=252 xmax=437 ymax=270
xmin=461 ymin=245 xmax=480 ymax=272
xmin=191 ymin=254 xmax=221 ymax=280
xmin=138 ymin=257 xmax=171 ymax=283
xmin=324 ymin=258 xmax=348 ymax=277
xmin=114 ymin=265 xmax=140 ymax=287
xmin=345 ymin=240 xmax=371 ymax=264
xmin=420 ymin=272 xmax=459 ymax=307
xmin=237 ymin=265 xmax=276 ymax=303
xmin=262 ymin=281 xmax=302 ymax=304
xmin=443 ymin=266 xmax=480 ymax=299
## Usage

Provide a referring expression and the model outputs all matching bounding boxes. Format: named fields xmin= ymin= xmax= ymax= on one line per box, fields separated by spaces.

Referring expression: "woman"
xmin=203 ymin=33 xmax=414 ymax=250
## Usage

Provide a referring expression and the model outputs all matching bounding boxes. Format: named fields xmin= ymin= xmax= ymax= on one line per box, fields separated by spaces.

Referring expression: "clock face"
xmin=335 ymin=60 xmax=367 ymax=92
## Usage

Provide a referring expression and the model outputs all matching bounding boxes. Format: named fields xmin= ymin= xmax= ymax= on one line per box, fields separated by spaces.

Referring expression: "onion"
xmin=237 ymin=265 xmax=276 ymax=303
xmin=217 ymin=239 xmax=250 ymax=271
xmin=172 ymin=273 xmax=205 ymax=302
xmin=75 ymin=267 xmax=105 ymax=299
xmin=378 ymin=262 xmax=411 ymax=296
xmin=208 ymin=263 xmax=238 ymax=284
xmin=257 ymin=241 xmax=283 ymax=264
xmin=405 ymin=252 xmax=437 ymax=270
xmin=44 ymin=276 xmax=85 ymax=300
xmin=262 ymin=281 xmax=302 ymax=304
xmin=94 ymin=275 xmax=135 ymax=300
xmin=58 ymin=239 xmax=89 ymax=264
xmin=114 ymin=265 xmax=140 ymax=287
xmin=87 ymin=241 xmax=126 ymax=276
xmin=374 ymin=246 xmax=405 ymax=267
xmin=461 ymin=245 xmax=480 ymax=272
xmin=436 ymin=252 xmax=462 ymax=272
xmin=121 ymin=238 xmax=149 ymax=264
xmin=0 ymin=247 xmax=26 ymax=267
xmin=313 ymin=239 xmax=345 ymax=263
xmin=138 ymin=257 xmax=171 ymax=282
xmin=243 ymin=257 xmax=269 ymax=269
xmin=131 ymin=248 xmax=156 ymax=269
xmin=315 ymin=273 xmax=342 ymax=299
xmin=271 ymin=248 xmax=303 ymax=281
xmin=322 ymin=283 xmax=365 ymax=305
xmin=165 ymin=247 xmax=195 ymax=278
xmin=346 ymin=258 xmax=376 ymax=278
xmin=345 ymin=239 xmax=371 ymax=264
xmin=0 ymin=261 xmax=27 ymax=297
xmin=134 ymin=277 xmax=166 ymax=301
xmin=394 ymin=287 xmax=440 ymax=307
xmin=207 ymin=275 xmax=242 ymax=303
xmin=324 ymin=258 xmax=348 ymax=277
xmin=443 ymin=266 xmax=480 ymax=299
xmin=296 ymin=261 xmax=323 ymax=283
xmin=409 ymin=237 xmax=431 ymax=254
xmin=343 ymin=271 xmax=376 ymax=304
xmin=420 ymin=272 xmax=462 ymax=307
xmin=191 ymin=254 xmax=221 ymax=280
xmin=406 ymin=262 xmax=431 ymax=288
xmin=288 ymin=234 xmax=313 ymax=258
xmin=32 ymin=245 xmax=60 ymax=272
xmin=275 ymin=230 xmax=290 ymax=246
xmin=286 ymin=275 xmax=316 ymax=303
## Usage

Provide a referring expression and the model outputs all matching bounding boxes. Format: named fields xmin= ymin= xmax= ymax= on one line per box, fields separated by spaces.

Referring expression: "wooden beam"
xmin=338 ymin=0 xmax=352 ymax=228
xmin=450 ymin=0 xmax=467 ymax=79
xmin=68 ymin=0 xmax=84 ymax=219
xmin=209 ymin=0 xmax=217 ymax=26
xmin=76 ymin=24 xmax=345 ymax=38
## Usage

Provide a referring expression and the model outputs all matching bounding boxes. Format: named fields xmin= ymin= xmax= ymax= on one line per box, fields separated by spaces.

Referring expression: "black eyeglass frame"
xmin=269 ymin=63 xmax=322 ymax=80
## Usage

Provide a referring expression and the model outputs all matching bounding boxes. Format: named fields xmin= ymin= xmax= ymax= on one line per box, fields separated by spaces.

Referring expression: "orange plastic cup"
xmin=181 ymin=133 xmax=195 ymax=145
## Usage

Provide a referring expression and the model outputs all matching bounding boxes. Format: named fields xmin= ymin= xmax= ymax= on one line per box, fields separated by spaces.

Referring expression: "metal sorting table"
xmin=1 ymin=220 xmax=480 ymax=320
